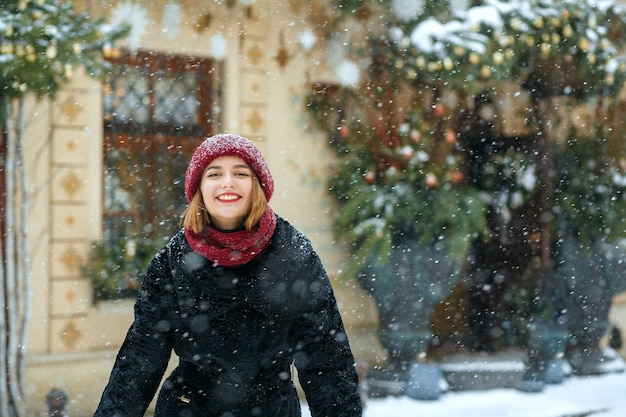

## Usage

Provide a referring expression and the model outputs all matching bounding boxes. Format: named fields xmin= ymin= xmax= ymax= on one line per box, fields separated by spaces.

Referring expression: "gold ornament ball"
xmin=578 ymin=37 xmax=591 ymax=52
xmin=481 ymin=65 xmax=492 ymax=78
xmin=563 ymin=25 xmax=573 ymax=38
xmin=493 ymin=51 xmax=504 ymax=65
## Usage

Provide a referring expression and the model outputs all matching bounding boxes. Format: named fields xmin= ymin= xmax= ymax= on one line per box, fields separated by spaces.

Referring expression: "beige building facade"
xmin=16 ymin=1 xmax=626 ymax=416
xmin=22 ymin=1 xmax=378 ymax=415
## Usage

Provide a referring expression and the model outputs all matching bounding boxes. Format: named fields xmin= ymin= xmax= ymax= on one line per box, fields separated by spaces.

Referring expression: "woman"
xmin=93 ymin=133 xmax=363 ymax=417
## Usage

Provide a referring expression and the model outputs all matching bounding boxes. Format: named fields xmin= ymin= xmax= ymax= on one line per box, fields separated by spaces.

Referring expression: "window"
xmin=103 ymin=51 xmax=220 ymax=243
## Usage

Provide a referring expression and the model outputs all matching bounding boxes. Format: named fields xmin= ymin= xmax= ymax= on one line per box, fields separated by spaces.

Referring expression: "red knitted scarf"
xmin=184 ymin=207 xmax=277 ymax=267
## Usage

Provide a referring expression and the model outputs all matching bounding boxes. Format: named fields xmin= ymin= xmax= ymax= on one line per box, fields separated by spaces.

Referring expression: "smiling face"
xmin=199 ymin=155 xmax=254 ymax=231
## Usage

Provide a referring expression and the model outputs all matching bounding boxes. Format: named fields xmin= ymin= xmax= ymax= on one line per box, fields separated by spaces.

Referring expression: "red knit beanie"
xmin=185 ymin=133 xmax=274 ymax=203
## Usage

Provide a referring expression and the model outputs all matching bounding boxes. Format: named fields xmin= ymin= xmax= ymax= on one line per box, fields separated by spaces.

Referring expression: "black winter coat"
xmin=93 ymin=216 xmax=362 ymax=417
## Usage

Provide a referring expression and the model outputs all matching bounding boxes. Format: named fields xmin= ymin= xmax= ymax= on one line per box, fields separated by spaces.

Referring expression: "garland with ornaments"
xmin=325 ymin=0 xmax=626 ymax=98
xmin=397 ymin=0 xmax=626 ymax=97
xmin=0 ymin=0 xmax=127 ymax=100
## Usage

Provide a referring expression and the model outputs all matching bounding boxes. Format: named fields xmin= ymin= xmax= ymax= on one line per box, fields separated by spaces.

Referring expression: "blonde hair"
xmin=181 ymin=176 xmax=268 ymax=233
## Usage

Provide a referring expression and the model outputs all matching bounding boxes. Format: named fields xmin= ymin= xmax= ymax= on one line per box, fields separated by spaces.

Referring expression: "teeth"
xmin=218 ymin=195 xmax=238 ymax=201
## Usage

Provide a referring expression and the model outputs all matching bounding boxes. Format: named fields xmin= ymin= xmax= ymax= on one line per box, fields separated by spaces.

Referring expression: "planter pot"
xmin=358 ymin=239 xmax=460 ymax=398
xmin=516 ymin=326 xmax=570 ymax=393
xmin=378 ymin=330 xmax=432 ymax=365
xmin=359 ymin=239 xmax=460 ymax=360
xmin=556 ymin=235 xmax=626 ymax=375
xmin=566 ymin=320 xmax=616 ymax=375
xmin=527 ymin=327 xmax=570 ymax=360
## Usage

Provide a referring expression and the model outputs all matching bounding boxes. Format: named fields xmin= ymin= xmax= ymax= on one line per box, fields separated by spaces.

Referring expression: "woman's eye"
xmin=236 ymin=172 xmax=250 ymax=177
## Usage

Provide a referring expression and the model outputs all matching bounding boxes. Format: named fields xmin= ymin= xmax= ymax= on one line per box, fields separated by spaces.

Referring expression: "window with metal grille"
xmin=102 ymin=51 xmax=220 ymax=244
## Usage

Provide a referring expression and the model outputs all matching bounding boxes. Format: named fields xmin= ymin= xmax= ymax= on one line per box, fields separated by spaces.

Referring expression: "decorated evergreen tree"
xmin=0 ymin=2 xmax=126 ymax=415
xmin=307 ymin=15 xmax=491 ymax=395
xmin=308 ymin=75 xmax=488 ymax=281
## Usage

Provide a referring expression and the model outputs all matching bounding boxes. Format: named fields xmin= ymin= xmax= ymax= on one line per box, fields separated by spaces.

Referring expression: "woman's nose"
xmin=221 ymin=173 xmax=235 ymax=187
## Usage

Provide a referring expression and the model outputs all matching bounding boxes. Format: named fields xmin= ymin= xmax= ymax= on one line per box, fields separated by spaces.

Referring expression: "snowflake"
xmin=161 ymin=2 xmax=182 ymax=39
xmin=110 ymin=1 xmax=150 ymax=51
xmin=391 ymin=0 xmax=424 ymax=23
xmin=298 ymin=30 xmax=317 ymax=51
xmin=210 ymin=34 xmax=228 ymax=61
xmin=335 ymin=60 xmax=360 ymax=87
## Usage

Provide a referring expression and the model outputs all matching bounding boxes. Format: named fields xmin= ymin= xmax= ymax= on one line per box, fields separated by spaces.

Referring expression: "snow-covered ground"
xmin=303 ymin=371 xmax=626 ymax=417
